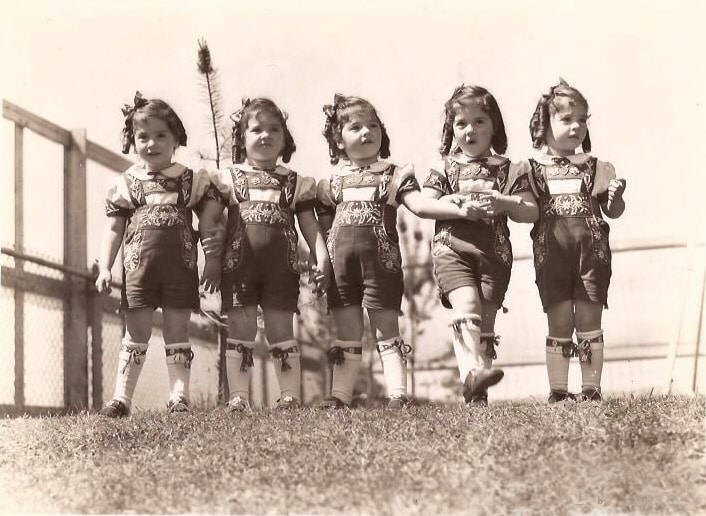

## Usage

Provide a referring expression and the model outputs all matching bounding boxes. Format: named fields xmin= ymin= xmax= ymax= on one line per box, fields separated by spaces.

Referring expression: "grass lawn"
xmin=0 ymin=396 xmax=704 ymax=515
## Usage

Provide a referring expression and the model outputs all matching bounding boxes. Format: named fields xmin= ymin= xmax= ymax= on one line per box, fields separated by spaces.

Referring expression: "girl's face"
xmin=244 ymin=111 xmax=285 ymax=168
xmin=452 ymin=103 xmax=494 ymax=158
xmin=546 ymin=99 xmax=589 ymax=156
xmin=339 ymin=110 xmax=382 ymax=167
xmin=133 ymin=116 xmax=178 ymax=171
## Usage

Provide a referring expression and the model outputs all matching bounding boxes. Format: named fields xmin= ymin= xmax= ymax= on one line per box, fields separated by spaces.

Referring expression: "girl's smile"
xmin=133 ymin=117 xmax=178 ymax=172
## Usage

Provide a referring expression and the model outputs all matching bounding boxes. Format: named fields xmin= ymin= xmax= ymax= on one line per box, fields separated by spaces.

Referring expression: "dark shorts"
xmin=431 ymin=227 xmax=510 ymax=309
xmin=532 ymin=217 xmax=612 ymax=311
xmin=326 ymin=224 xmax=403 ymax=311
xmin=121 ymin=227 xmax=200 ymax=310
xmin=221 ymin=224 xmax=300 ymax=312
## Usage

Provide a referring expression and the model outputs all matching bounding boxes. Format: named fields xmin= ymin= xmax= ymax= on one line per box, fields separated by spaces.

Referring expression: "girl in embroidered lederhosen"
xmin=209 ymin=98 xmax=330 ymax=411
xmin=524 ymin=80 xmax=626 ymax=403
xmin=422 ymin=85 xmax=539 ymax=407
xmin=316 ymin=94 xmax=480 ymax=409
xmin=95 ymin=92 xmax=223 ymax=417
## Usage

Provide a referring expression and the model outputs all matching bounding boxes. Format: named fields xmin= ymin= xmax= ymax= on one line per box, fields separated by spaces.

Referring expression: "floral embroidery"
xmin=431 ymin=226 xmax=453 ymax=257
xmin=493 ymin=221 xmax=512 ymax=268
xmin=123 ymin=230 xmax=143 ymax=271
xmin=142 ymin=177 xmax=179 ymax=196
xmin=423 ymin=171 xmax=449 ymax=193
xmin=181 ymin=169 xmax=193 ymax=205
xmin=373 ymin=226 xmax=402 ymax=273
xmin=137 ymin=205 xmax=188 ymax=227
xmin=283 ymin=227 xmax=299 ymax=273
xmin=531 ymin=220 xmax=549 ymax=270
xmin=342 ymin=173 xmax=378 ymax=187
xmin=545 ymin=163 xmax=583 ymax=178
xmin=181 ymin=227 xmax=197 ymax=270
xmin=240 ymin=202 xmax=293 ymax=228
xmin=332 ymin=201 xmax=383 ymax=226
xmin=223 ymin=223 xmax=245 ymax=272
xmin=587 ymin=218 xmax=611 ymax=266
xmin=459 ymin=161 xmax=493 ymax=180
xmin=543 ymin=194 xmax=592 ymax=217
xmin=326 ymin=226 xmax=339 ymax=268
xmin=126 ymin=173 xmax=145 ymax=206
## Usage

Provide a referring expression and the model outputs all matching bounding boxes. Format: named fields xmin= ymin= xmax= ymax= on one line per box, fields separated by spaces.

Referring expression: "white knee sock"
xmin=450 ymin=314 xmax=484 ymax=381
xmin=165 ymin=342 xmax=193 ymax=402
xmin=269 ymin=339 xmax=301 ymax=400
xmin=377 ymin=337 xmax=410 ymax=398
xmin=546 ymin=336 xmax=574 ymax=393
xmin=576 ymin=330 xmax=604 ymax=391
xmin=225 ymin=339 xmax=255 ymax=401
xmin=480 ymin=333 xmax=498 ymax=369
xmin=329 ymin=340 xmax=362 ymax=406
xmin=113 ymin=339 xmax=148 ymax=408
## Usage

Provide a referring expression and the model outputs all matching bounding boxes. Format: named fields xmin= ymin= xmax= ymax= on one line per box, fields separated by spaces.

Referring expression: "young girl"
xmin=524 ymin=79 xmax=626 ymax=403
xmin=208 ymin=97 xmax=330 ymax=411
xmin=316 ymin=94 xmax=481 ymax=409
xmin=422 ymin=85 xmax=539 ymax=407
xmin=95 ymin=92 xmax=222 ymax=417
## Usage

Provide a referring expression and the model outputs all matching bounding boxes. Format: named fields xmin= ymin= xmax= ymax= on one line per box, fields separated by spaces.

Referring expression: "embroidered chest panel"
xmin=125 ymin=169 xmax=193 ymax=207
xmin=229 ymin=168 xmax=297 ymax=207
xmin=446 ymin=159 xmax=509 ymax=195
xmin=330 ymin=166 xmax=395 ymax=204
xmin=529 ymin=158 xmax=597 ymax=197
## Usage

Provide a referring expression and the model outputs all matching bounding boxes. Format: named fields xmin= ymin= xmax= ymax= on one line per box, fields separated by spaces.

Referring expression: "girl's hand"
xmin=459 ymin=200 xmax=485 ymax=221
xmin=607 ymin=178 xmax=626 ymax=205
xmin=202 ymin=226 xmax=225 ymax=257
xmin=200 ymin=257 xmax=221 ymax=293
xmin=476 ymin=190 xmax=508 ymax=217
xmin=439 ymin=194 xmax=466 ymax=207
xmin=95 ymin=269 xmax=112 ymax=295
xmin=308 ymin=260 xmax=330 ymax=298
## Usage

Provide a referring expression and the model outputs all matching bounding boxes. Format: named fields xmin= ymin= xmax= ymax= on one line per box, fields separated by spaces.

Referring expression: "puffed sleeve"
xmin=293 ymin=175 xmax=317 ymax=213
xmin=104 ymin=172 xmax=134 ymax=218
xmin=388 ymin=163 xmax=420 ymax=206
xmin=422 ymin=158 xmax=450 ymax=195
xmin=592 ymin=160 xmax=616 ymax=202
xmin=505 ymin=160 xmax=533 ymax=196
xmin=188 ymin=167 xmax=223 ymax=212
xmin=315 ymin=178 xmax=336 ymax=218
xmin=207 ymin=168 xmax=239 ymax=207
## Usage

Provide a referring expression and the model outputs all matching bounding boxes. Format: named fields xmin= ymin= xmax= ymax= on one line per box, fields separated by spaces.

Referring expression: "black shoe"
xmin=99 ymin=399 xmax=130 ymax=418
xmin=467 ymin=391 xmax=488 ymax=408
xmin=462 ymin=369 xmax=504 ymax=403
xmin=276 ymin=396 xmax=302 ymax=410
xmin=319 ymin=396 xmax=348 ymax=409
xmin=548 ymin=390 xmax=576 ymax=404
xmin=167 ymin=396 xmax=190 ymax=413
xmin=578 ymin=387 xmax=602 ymax=402
xmin=386 ymin=395 xmax=410 ymax=409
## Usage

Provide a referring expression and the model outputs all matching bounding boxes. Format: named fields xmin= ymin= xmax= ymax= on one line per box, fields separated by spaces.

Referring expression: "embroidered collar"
xmin=533 ymin=151 xmax=592 ymax=166
xmin=448 ymin=153 xmax=508 ymax=166
xmin=340 ymin=159 xmax=392 ymax=174
xmin=238 ymin=162 xmax=288 ymax=176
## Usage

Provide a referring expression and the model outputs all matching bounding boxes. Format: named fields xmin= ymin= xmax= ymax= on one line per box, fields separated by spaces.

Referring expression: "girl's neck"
xmin=349 ymin=156 xmax=379 ymax=168
xmin=546 ymin=147 xmax=576 ymax=158
xmin=247 ymin=157 xmax=277 ymax=170
xmin=144 ymin=161 xmax=174 ymax=173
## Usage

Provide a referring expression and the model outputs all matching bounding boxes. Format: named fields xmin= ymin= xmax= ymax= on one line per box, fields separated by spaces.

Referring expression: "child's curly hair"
xmin=439 ymin=85 xmax=508 ymax=156
xmin=230 ymin=97 xmax=296 ymax=164
xmin=120 ymin=91 xmax=187 ymax=154
xmin=322 ymin=94 xmax=391 ymax=165
xmin=529 ymin=79 xmax=592 ymax=152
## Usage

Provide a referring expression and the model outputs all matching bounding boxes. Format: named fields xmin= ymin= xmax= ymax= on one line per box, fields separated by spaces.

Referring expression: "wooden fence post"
xmin=64 ymin=128 xmax=88 ymax=411
xmin=14 ymin=124 xmax=25 ymax=412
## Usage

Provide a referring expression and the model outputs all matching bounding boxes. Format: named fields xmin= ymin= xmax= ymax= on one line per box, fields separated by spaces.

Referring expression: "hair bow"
xmin=229 ymin=97 xmax=252 ymax=125
xmin=322 ymin=104 xmax=336 ymax=119
xmin=121 ymin=91 xmax=148 ymax=118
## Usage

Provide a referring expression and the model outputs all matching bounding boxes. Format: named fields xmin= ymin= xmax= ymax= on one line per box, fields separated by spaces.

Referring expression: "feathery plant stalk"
xmin=197 ymin=38 xmax=223 ymax=167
